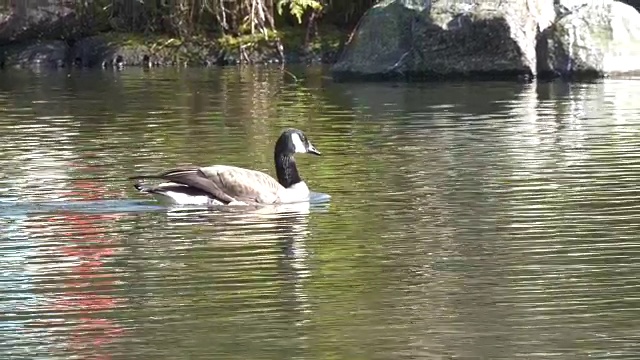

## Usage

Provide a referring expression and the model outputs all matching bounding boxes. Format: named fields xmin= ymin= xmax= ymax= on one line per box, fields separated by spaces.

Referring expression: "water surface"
xmin=1 ymin=67 xmax=639 ymax=359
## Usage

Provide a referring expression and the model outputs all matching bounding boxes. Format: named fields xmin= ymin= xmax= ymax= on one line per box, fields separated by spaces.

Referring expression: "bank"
xmin=3 ymin=0 xmax=640 ymax=83
xmin=0 ymin=1 xmax=355 ymax=70
xmin=0 ymin=26 xmax=347 ymax=70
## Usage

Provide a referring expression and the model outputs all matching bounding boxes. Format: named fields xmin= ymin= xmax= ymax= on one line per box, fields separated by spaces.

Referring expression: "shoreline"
xmin=4 ymin=1 xmax=640 ymax=83
xmin=0 ymin=27 xmax=346 ymax=70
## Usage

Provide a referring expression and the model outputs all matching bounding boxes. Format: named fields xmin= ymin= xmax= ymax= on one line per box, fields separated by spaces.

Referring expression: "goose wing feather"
xmin=199 ymin=165 xmax=284 ymax=204
xmin=131 ymin=165 xmax=284 ymax=204
xmin=146 ymin=166 xmax=238 ymax=203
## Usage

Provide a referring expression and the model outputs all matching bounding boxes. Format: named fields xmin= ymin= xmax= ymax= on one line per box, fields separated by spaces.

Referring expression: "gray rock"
xmin=69 ymin=35 xmax=221 ymax=68
xmin=70 ymin=35 xmax=146 ymax=68
xmin=0 ymin=2 xmax=75 ymax=45
xmin=0 ymin=40 xmax=68 ymax=69
xmin=331 ymin=0 xmax=424 ymax=80
xmin=538 ymin=0 xmax=640 ymax=78
xmin=332 ymin=0 xmax=555 ymax=81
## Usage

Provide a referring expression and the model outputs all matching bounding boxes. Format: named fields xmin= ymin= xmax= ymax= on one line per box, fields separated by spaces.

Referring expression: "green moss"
xmin=99 ymin=32 xmax=184 ymax=49
xmin=213 ymin=24 xmax=345 ymax=58
xmin=278 ymin=24 xmax=346 ymax=54
xmin=94 ymin=22 xmax=347 ymax=56
xmin=217 ymin=31 xmax=280 ymax=53
xmin=80 ymin=31 xmax=216 ymax=66
xmin=71 ymin=22 xmax=345 ymax=67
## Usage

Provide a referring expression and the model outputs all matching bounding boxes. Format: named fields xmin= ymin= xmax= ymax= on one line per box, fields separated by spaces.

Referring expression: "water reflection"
xmin=0 ymin=168 xmax=126 ymax=358
xmin=0 ymin=67 xmax=639 ymax=359
xmin=2 ymin=193 xmax=318 ymax=359
xmin=119 ymin=204 xmax=316 ymax=359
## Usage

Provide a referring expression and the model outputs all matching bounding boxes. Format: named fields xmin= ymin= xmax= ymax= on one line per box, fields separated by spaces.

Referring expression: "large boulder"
xmin=70 ymin=35 xmax=150 ymax=68
xmin=331 ymin=0 xmax=555 ymax=81
xmin=0 ymin=1 xmax=74 ymax=45
xmin=330 ymin=0 xmax=423 ymax=80
xmin=0 ymin=1 xmax=112 ymax=46
xmin=0 ymin=40 xmax=68 ymax=69
xmin=538 ymin=0 xmax=640 ymax=78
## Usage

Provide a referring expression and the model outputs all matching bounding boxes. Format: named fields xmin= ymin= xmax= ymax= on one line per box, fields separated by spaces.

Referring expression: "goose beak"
xmin=307 ymin=142 xmax=321 ymax=156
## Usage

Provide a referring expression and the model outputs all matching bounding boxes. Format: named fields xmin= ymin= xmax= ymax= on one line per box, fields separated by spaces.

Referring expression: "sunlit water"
xmin=1 ymin=67 xmax=639 ymax=359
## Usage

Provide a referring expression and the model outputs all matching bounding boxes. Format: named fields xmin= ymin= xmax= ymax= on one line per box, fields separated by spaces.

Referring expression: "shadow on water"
xmin=1 ymin=66 xmax=640 ymax=359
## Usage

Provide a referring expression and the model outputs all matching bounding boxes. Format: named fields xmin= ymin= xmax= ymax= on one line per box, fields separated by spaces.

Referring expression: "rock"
xmin=0 ymin=40 xmax=68 ymax=69
xmin=331 ymin=0 xmax=555 ymax=81
xmin=69 ymin=34 xmax=220 ymax=68
xmin=538 ymin=0 xmax=640 ymax=78
xmin=0 ymin=1 xmax=112 ymax=45
xmin=69 ymin=33 xmax=295 ymax=69
xmin=331 ymin=0 xmax=423 ymax=80
xmin=619 ymin=0 xmax=640 ymax=12
xmin=70 ymin=35 xmax=148 ymax=68
xmin=0 ymin=2 xmax=75 ymax=45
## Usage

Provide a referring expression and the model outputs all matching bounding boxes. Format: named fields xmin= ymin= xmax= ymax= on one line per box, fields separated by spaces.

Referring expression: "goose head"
xmin=275 ymin=128 xmax=321 ymax=156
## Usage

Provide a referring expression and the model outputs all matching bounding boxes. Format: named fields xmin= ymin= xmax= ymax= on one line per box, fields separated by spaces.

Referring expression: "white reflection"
xmin=605 ymin=80 xmax=640 ymax=147
xmin=0 ymin=115 xmax=79 ymax=203
xmin=0 ymin=213 xmax=44 ymax=356
xmin=503 ymin=83 xmax=554 ymax=171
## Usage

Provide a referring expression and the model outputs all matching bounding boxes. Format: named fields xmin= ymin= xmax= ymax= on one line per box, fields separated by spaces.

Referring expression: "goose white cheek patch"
xmin=291 ymin=133 xmax=307 ymax=153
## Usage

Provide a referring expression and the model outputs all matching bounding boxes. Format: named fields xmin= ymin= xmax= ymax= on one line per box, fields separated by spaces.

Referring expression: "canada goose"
xmin=129 ymin=128 xmax=322 ymax=207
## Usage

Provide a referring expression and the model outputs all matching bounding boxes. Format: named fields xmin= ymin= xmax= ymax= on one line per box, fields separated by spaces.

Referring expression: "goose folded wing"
xmin=199 ymin=166 xmax=283 ymax=204
xmin=155 ymin=167 xmax=237 ymax=203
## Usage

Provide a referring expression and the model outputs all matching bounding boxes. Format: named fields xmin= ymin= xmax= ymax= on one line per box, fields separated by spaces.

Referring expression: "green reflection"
xmin=0 ymin=68 xmax=639 ymax=360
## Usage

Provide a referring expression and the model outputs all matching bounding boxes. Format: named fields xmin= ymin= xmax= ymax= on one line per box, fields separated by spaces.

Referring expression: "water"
xmin=0 ymin=67 xmax=639 ymax=359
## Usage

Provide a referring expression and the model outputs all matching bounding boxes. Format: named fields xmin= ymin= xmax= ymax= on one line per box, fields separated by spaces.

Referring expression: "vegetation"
xmin=62 ymin=0 xmax=377 ymax=59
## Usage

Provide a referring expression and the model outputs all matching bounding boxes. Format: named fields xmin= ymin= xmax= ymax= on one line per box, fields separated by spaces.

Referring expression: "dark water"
xmin=1 ymin=67 xmax=639 ymax=359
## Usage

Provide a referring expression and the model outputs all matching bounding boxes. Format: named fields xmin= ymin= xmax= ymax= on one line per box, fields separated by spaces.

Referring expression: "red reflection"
xmin=65 ymin=161 xmax=121 ymax=200
xmin=31 ymin=163 xmax=127 ymax=359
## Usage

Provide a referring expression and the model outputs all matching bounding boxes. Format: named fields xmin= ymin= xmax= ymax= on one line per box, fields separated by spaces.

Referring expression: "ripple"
xmin=0 ymin=69 xmax=640 ymax=359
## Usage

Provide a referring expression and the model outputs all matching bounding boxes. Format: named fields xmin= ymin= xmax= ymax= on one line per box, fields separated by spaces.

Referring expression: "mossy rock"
xmin=69 ymin=33 xmax=220 ymax=68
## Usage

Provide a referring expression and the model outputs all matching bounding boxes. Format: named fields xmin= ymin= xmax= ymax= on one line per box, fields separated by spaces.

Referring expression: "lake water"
xmin=0 ymin=66 xmax=639 ymax=359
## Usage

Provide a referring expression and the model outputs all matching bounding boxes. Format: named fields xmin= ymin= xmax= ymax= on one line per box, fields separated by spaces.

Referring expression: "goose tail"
xmin=128 ymin=173 xmax=167 ymax=193
xmin=132 ymin=180 xmax=157 ymax=194
xmin=131 ymin=180 xmax=221 ymax=206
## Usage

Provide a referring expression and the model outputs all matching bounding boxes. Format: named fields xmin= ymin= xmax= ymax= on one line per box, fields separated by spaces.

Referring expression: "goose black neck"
xmin=275 ymin=153 xmax=302 ymax=188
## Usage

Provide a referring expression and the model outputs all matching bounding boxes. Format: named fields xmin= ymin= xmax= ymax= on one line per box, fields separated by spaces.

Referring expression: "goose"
xmin=128 ymin=128 xmax=322 ymax=207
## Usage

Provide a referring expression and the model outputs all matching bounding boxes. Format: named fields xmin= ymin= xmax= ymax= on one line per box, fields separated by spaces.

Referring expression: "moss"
xmin=213 ymin=24 xmax=345 ymax=56
xmin=217 ymin=31 xmax=280 ymax=54
xmin=283 ymin=24 xmax=345 ymax=52
xmin=99 ymin=32 xmax=185 ymax=49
